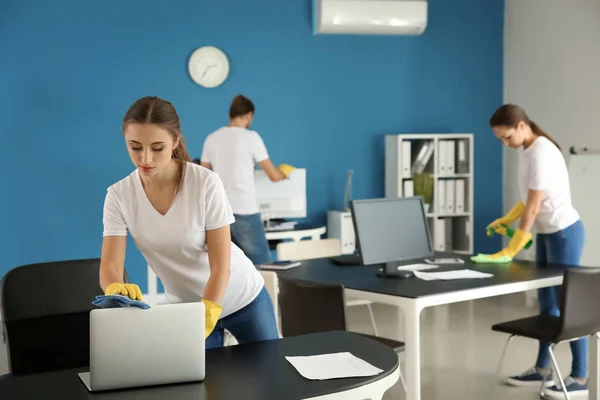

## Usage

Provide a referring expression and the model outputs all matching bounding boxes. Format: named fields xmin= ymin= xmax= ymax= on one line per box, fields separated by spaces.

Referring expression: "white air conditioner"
xmin=313 ymin=0 xmax=428 ymax=36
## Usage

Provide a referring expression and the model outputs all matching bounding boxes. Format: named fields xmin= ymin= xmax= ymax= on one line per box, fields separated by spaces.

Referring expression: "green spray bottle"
xmin=486 ymin=224 xmax=533 ymax=249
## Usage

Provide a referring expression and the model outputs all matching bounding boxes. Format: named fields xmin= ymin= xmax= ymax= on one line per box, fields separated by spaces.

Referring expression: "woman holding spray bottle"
xmin=481 ymin=104 xmax=586 ymax=398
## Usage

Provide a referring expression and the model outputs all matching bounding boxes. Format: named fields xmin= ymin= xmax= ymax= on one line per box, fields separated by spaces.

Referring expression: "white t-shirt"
xmin=102 ymin=162 xmax=264 ymax=318
xmin=518 ymin=136 xmax=580 ymax=234
xmin=201 ymin=126 xmax=269 ymax=215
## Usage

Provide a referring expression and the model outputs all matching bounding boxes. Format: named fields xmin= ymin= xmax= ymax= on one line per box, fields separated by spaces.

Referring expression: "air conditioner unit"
xmin=313 ymin=0 xmax=428 ymax=36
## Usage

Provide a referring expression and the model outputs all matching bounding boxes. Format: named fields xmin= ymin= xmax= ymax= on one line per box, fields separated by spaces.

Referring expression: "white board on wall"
xmin=569 ymin=154 xmax=600 ymax=267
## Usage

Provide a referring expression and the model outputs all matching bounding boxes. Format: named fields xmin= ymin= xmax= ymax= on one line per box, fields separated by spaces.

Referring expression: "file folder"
xmin=402 ymin=141 xmax=411 ymax=178
xmin=438 ymin=140 xmax=447 ymax=176
xmin=403 ymin=180 xmax=414 ymax=197
xmin=456 ymin=139 xmax=469 ymax=174
xmin=455 ymin=179 xmax=465 ymax=213
xmin=437 ymin=180 xmax=446 ymax=215
xmin=434 ymin=218 xmax=446 ymax=251
xmin=446 ymin=140 xmax=455 ymax=175
xmin=445 ymin=180 xmax=455 ymax=214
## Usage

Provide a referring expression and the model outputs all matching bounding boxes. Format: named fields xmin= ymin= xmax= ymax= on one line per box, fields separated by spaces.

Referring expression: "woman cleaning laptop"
xmin=98 ymin=96 xmax=279 ymax=349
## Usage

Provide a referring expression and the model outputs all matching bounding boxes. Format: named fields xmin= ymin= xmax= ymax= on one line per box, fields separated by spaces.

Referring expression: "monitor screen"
xmin=350 ymin=197 xmax=433 ymax=265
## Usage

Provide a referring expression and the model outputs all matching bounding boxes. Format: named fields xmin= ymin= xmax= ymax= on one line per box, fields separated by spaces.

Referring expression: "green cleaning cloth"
xmin=470 ymin=253 xmax=512 ymax=264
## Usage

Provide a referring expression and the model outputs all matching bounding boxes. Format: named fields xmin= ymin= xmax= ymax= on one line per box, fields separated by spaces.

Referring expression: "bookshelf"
xmin=385 ymin=133 xmax=474 ymax=255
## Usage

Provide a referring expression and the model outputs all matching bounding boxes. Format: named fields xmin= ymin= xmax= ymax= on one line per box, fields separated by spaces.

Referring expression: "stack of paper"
xmin=413 ymin=269 xmax=493 ymax=281
xmin=285 ymin=352 xmax=383 ymax=380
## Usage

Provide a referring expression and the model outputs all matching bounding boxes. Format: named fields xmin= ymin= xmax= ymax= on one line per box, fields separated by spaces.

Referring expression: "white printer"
xmin=327 ymin=210 xmax=356 ymax=255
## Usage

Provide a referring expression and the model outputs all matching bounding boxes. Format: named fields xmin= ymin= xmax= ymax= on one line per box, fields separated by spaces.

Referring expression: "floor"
xmin=345 ymin=292 xmax=576 ymax=400
xmin=0 ymin=293 xmax=579 ymax=399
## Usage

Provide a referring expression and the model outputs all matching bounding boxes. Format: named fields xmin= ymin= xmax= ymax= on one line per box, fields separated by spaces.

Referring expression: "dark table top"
xmin=0 ymin=331 xmax=398 ymax=400
xmin=277 ymin=253 xmax=568 ymax=299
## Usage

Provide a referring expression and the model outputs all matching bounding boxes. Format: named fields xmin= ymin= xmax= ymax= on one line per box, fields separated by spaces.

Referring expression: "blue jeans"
xmin=206 ymin=286 xmax=279 ymax=349
xmin=535 ymin=219 xmax=587 ymax=378
xmin=231 ymin=213 xmax=271 ymax=265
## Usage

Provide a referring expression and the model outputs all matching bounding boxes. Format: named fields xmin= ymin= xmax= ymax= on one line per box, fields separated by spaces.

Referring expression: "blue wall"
xmin=0 ymin=0 xmax=504 ymax=290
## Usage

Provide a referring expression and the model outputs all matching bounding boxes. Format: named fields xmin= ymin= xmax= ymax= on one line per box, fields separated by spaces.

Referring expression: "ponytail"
xmin=529 ymin=120 xmax=561 ymax=151
xmin=172 ymin=137 xmax=191 ymax=193
xmin=490 ymin=104 xmax=561 ymax=151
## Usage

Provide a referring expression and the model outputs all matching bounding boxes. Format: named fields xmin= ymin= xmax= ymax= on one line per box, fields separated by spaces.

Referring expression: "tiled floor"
xmin=0 ymin=293 xmax=579 ymax=399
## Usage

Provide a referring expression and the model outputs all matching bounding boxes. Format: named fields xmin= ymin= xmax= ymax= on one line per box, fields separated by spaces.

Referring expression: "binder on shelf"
xmin=444 ymin=218 xmax=453 ymax=250
xmin=456 ymin=139 xmax=469 ymax=174
xmin=437 ymin=180 xmax=447 ymax=215
xmin=445 ymin=179 xmax=455 ymax=214
xmin=411 ymin=141 xmax=434 ymax=174
xmin=438 ymin=140 xmax=447 ymax=176
xmin=446 ymin=140 xmax=455 ymax=175
xmin=451 ymin=217 xmax=471 ymax=252
xmin=434 ymin=218 xmax=446 ymax=251
xmin=403 ymin=180 xmax=414 ymax=197
xmin=455 ymin=179 xmax=465 ymax=213
xmin=401 ymin=141 xmax=411 ymax=178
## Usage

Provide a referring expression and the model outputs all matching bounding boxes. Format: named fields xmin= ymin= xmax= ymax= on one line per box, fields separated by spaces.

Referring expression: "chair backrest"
xmin=0 ymin=258 xmax=110 ymax=375
xmin=276 ymin=238 xmax=341 ymax=261
xmin=278 ymin=277 xmax=347 ymax=337
xmin=259 ymin=270 xmax=281 ymax=337
xmin=558 ymin=267 xmax=600 ymax=341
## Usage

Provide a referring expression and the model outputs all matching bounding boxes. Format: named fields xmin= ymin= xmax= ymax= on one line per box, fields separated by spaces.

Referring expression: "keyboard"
xmin=395 ymin=263 xmax=439 ymax=271
xmin=329 ymin=254 xmax=362 ymax=266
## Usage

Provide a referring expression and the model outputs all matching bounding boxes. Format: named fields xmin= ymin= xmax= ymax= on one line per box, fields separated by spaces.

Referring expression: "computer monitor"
xmin=350 ymin=197 xmax=434 ymax=278
xmin=254 ymin=168 xmax=307 ymax=219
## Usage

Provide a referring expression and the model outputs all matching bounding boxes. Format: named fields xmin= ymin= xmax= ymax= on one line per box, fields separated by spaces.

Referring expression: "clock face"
xmin=188 ymin=46 xmax=230 ymax=88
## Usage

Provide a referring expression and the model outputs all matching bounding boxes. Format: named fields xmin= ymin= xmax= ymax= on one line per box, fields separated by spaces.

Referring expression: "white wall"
xmin=504 ymin=0 xmax=600 ymax=260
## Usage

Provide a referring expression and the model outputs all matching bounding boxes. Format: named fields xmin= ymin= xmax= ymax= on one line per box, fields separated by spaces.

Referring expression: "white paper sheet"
xmin=413 ymin=269 xmax=493 ymax=281
xmin=285 ymin=352 xmax=384 ymax=380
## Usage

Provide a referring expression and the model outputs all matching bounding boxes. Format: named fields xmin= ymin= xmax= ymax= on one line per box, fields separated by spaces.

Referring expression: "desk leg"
xmin=404 ymin=303 xmax=422 ymax=400
xmin=590 ymin=334 xmax=600 ymax=400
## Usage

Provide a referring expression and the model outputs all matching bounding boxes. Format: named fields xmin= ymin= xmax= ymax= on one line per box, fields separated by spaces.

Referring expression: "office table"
xmin=0 ymin=331 xmax=399 ymax=400
xmin=145 ymin=223 xmax=328 ymax=305
xmin=265 ymin=223 xmax=327 ymax=251
xmin=278 ymin=255 xmax=600 ymax=400
xmin=265 ymin=223 xmax=327 ymax=242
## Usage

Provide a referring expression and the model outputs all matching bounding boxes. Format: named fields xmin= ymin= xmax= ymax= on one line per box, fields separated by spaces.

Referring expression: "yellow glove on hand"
xmin=486 ymin=201 xmax=525 ymax=236
xmin=489 ymin=228 xmax=533 ymax=260
xmin=277 ymin=163 xmax=296 ymax=179
xmin=105 ymin=283 xmax=143 ymax=301
xmin=202 ymin=299 xmax=223 ymax=339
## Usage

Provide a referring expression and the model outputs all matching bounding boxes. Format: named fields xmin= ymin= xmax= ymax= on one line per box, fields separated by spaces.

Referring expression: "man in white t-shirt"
xmin=200 ymin=95 xmax=296 ymax=265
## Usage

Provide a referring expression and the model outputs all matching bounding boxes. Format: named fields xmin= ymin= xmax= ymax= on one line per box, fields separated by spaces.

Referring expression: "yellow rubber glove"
xmin=277 ymin=163 xmax=296 ymax=179
xmin=487 ymin=201 xmax=525 ymax=236
xmin=489 ymin=228 xmax=533 ymax=260
xmin=202 ymin=299 xmax=223 ymax=339
xmin=105 ymin=283 xmax=143 ymax=301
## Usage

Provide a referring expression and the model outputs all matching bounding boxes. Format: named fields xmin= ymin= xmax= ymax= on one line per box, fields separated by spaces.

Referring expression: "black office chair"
xmin=278 ymin=277 xmax=406 ymax=391
xmin=491 ymin=267 xmax=600 ymax=400
xmin=0 ymin=258 xmax=130 ymax=376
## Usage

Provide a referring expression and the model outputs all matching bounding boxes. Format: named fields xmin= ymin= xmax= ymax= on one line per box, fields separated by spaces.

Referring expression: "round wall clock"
xmin=188 ymin=46 xmax=230 ymax=88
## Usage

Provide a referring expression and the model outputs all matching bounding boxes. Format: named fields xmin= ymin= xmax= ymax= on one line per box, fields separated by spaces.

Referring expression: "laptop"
xmin=78 ymin=302 xmax=205 ymax=392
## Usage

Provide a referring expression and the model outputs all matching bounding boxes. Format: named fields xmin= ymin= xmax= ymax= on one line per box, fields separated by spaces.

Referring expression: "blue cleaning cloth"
xmin=92 ymin=294 xmax=151 ymax=310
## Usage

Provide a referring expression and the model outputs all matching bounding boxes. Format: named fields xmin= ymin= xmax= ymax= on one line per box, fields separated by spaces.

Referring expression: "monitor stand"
xmin=376 ymin=261 xmax=437 ymax=279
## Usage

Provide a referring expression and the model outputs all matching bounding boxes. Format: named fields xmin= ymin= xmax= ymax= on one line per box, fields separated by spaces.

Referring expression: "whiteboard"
xmin=569 ymin=154 xmax=600 ymax=267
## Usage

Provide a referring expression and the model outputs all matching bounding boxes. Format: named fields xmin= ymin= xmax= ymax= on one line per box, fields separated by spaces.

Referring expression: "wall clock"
xmin=188 ymin=46 xmax=230 ymax=88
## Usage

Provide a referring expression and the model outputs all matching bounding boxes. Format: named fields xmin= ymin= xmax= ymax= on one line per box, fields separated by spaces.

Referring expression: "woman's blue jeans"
xmin=206 ymin=286 xmax=279 ymax=349
xmin=535 ymin=219 xmax=586 ymax=379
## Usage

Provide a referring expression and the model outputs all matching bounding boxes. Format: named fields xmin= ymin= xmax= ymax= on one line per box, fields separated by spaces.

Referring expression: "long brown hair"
xmin=489 ymin=104 xmax=561 ymax=151
xmin=122 ymin=96 xmax=191 ymax=191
